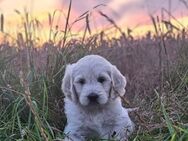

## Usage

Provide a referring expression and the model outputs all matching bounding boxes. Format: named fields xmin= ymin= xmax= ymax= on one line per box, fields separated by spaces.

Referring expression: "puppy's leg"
xmin=112 ymin=123 xmax=134 ymax=141
xmin=64 ymin=134 xmax=85 ymax=141
xmin=64 ymin=125 xmax=86 ymax=141
xmin=101 ymin=129 xmax=129 ymax=141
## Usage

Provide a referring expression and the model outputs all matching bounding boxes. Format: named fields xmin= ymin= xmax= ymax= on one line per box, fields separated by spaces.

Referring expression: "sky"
xmin=0 ymin=0 xmax=188 ymax=39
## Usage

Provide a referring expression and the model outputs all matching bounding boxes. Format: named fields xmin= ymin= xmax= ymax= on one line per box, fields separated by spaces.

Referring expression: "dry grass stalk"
xmin=0 ymin=14 xmax=4 ymax=32
xmin=98 ymin=11 xmax=124 ymax=35
xmin=61 ymin=0 xmax=72 ymax=48
xmin=19 ymin=71 xmax=48 ymax=141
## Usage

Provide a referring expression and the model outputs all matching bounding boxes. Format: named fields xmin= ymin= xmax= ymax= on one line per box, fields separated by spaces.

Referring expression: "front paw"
xmin=64 ymin=134 xmax=85 ymax=141
xmin=112 ymin=124 xmax=134 ymax=141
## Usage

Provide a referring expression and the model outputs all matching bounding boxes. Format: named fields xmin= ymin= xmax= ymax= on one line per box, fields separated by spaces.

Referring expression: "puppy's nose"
xmin=87 ymin=93 xmax=99 ymax=102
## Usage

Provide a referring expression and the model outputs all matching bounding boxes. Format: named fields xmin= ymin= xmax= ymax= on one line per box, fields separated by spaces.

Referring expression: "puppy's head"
xmin=62 ymin=55 xmax=126 ymax=106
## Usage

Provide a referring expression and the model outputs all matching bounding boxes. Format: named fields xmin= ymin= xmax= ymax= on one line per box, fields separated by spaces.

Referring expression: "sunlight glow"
xmin=0 ymin=0 xmax=188 ymax=44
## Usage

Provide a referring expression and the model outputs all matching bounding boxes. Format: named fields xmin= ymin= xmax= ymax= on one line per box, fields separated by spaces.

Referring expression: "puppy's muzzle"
xmin=87 ymin=93 xmax=99 ymax=103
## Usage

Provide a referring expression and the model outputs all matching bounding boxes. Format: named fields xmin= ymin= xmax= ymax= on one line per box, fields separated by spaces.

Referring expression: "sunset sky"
xmin=0 ymin=0 xmax=188 ymax=39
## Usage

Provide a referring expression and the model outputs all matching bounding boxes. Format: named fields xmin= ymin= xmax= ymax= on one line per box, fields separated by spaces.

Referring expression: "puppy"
xmin=62 ymin=55 xmax=134 ymax=141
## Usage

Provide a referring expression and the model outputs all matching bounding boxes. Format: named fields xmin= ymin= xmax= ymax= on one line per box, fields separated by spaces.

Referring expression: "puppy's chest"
xmin=83 ymin=112 xmax=116 ymax=132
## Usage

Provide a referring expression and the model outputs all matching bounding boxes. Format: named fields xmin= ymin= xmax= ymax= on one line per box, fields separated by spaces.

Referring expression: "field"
xmin=0 ymin=2 xmax=188 ymax=141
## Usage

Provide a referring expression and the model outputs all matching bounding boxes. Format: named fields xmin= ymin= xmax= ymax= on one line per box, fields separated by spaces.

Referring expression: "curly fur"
xmin=62 ymin=55 xmax=134 ymax=141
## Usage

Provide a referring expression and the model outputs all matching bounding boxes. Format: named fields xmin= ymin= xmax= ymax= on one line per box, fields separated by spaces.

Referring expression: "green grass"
xmin=0 ymin=37 xmax=187 ymax=141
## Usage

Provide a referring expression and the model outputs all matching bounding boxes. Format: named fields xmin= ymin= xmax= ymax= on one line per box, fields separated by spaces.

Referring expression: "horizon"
xmin=0 ymin=0 xmax=188 ymax=43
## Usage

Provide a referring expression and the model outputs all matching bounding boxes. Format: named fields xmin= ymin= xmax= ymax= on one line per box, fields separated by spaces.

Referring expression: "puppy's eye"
xmin=78 ymin=78 xmax=85 ymax=85
xmin=97 ymin=76 xmax=106 ymax=83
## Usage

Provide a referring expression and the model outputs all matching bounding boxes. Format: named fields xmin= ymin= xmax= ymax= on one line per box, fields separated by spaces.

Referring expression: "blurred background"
xmin=1 ymin=0 xmax=188 ymax=39
xmin=0 ymin=0 xmax=188 ymax=141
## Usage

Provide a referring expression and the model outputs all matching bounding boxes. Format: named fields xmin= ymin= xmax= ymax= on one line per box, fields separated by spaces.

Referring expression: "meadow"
xmin=0 ymin=2 xmax=188 ymax=141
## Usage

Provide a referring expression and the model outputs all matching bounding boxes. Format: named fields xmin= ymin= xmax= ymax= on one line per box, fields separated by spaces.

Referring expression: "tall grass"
xmin=0 ymin=1 xmax=188 ymax=141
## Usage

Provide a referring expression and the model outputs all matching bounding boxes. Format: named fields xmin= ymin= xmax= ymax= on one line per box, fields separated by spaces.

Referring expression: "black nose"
xmin=87 ymin=93 xmax=99 ymax=102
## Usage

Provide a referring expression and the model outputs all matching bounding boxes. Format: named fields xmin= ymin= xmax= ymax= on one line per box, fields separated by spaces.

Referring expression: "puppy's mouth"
xmin=79 ymin=93 xmax=108 ymax=106
xmin=89 ymin=100 xmax=99 ymax=105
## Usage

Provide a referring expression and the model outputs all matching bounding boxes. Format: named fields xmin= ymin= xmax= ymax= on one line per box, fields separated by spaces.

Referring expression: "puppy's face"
xmin=62 ymin=55 xmax=126 ymax=107
xmin=73 ymin=65 xmax=111 ymax=106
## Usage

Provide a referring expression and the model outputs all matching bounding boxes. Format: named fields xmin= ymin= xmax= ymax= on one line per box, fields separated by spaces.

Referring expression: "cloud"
xmin=0 ymin=0 xmax=58 ymax=14
xmin=108 ymin=0 xmax=143 ymax=12
xmin=106 ymin=0 xmax=188 ymax=27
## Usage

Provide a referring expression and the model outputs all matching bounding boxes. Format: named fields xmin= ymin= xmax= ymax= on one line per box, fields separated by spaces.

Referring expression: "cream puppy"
xmin=62 ymin=55 xmax=134 ymax=141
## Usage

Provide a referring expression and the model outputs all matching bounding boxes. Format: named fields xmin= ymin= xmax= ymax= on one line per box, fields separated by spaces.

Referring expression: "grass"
xmin=0 ymin=1 xmax=188 ymax=141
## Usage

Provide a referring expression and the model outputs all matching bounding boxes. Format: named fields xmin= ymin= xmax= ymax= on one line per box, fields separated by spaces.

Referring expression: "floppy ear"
xmin=111 ymin=65 xmax=127 ymax=97
xmin=61 ymin=64 xmax=78 ymax=102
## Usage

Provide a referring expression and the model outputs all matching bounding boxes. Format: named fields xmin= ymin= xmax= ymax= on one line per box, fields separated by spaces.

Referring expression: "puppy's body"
xmin=62 ymin=55 xmax=134 ymax=141
xmin=64 ymin=98 xmax=133 ymax=141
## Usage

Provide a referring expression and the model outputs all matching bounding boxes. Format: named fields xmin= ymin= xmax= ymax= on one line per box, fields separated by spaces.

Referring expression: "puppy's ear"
xmin=111 ymin=65 xmax=127 ymax=97
xmin=62 ymin=64 xmax=78 ymax=102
